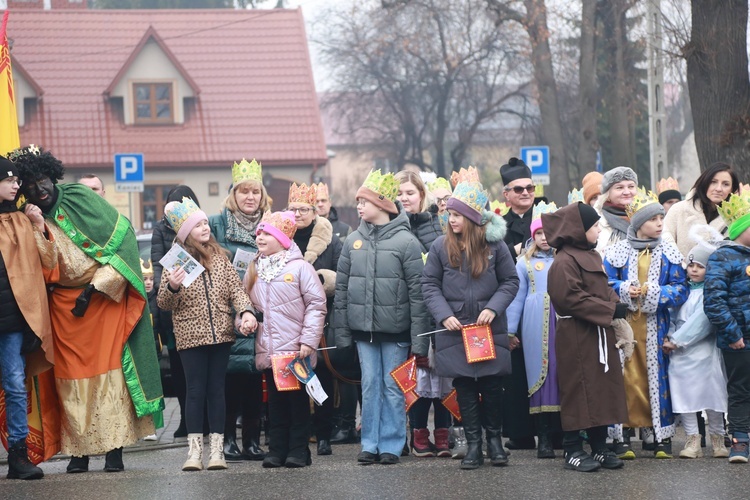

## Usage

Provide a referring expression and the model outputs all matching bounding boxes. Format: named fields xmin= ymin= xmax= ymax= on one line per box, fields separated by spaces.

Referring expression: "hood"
xmin=328 ymin=205 xmax=340 ymax=223
xmin=542 ymin=203 xmax=592 ymax=251
xmin=357 ymin=201 xmax=411 ymax=241
xmin=715 ymin=239 xmax=750 ymax=254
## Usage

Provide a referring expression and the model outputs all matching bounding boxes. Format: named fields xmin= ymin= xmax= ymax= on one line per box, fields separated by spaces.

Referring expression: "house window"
xmin=133 ymin=83 xmax=174 ymax=124
xmin=141 ymin=184 xmax=178 ymax=230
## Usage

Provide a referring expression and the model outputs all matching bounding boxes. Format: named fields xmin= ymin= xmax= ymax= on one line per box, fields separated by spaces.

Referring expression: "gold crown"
xmin=567 ymin=188 xmax=584 ymax=205
xmin=362 ymin=169 xmax=399 ymax=202
xmin=259 ymin=211 xmax=298 ymax=240
xmin=532 ymin=201 xmax=558 ymax=221
xmin=315 ymin=182 xmax=330 ymax=199
xmin=427 ymin=177 xmax=452 ymax=193
xmin=718 ymin=191 xmax=750 ymax=228
xmin=140 ymin=258 xmax=153 ymax=276
xmin=656 ymin=177 xmax=680 ymax=194
xmin=625 ymin=187 xmax=660 ymax=219
xmin=232 ymin=158 xmax=262 ymax=186
xmin=288 ymin=182 xmax=317 ymax=206
xmin=450 ymin=166 xmax=480 ymax=188
xmin=740 ymin=183 xmax=750 ymax=194
xmin=490 ymin=199 xmax=510 ymax=216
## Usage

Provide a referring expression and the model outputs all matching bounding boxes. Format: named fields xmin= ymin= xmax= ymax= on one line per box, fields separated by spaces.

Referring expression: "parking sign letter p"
xmin=119 ymin=157 xmax=138 ymax=180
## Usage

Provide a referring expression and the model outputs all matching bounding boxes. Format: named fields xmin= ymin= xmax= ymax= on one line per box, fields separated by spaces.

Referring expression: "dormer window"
xmin=134 ymin=82 xmax=174 ymax=124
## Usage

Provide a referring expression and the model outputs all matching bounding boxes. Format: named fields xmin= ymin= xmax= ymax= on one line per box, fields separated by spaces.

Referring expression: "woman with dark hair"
xmin=151 ymin=184 xmax=201 ymax=441
xmin=663 ymin=162 xmax=740 ymax=258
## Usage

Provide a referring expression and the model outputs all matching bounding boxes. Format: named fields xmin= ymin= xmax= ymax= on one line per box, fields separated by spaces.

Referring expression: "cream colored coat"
xmin=662 ymin=190 xmax=727 ymax=260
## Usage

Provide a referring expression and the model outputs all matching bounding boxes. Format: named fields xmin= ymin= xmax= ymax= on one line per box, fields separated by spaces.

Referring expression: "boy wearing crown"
xmin=12 ymin=146 xmax=164 ymax=473
xmin=704 ymin=191 xmax=750 ymax=463
xmin=603 ymin=188 xmax=687 ymax=459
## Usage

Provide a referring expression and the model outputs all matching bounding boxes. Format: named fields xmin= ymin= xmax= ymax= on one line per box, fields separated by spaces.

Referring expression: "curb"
xmin=0 ymin=441 xmax=188 ymax=466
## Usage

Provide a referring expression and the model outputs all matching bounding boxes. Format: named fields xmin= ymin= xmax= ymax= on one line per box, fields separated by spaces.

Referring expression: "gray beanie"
xmin=629 ymin=202 xmax=665 ymax=234
xmin=601 ymin=166 xmax=638 ymax=194
xmin=686 ymin=242 xmax=715 ymax=268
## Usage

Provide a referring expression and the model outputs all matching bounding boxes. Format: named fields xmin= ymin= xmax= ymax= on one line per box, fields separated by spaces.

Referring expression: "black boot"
xmin=481 ymin=377 xmax=508 ymax=466
xmin=241 ymin=419 xmax=267 ymax=461
xmin=536 ymin=414 xmax=556 ymax=459
xmin=7 ymin=442 xmax=43 ymax=480
xmin=456 ymin=388 xmax=484 ymax=470
xmin=330 ymin=421 xmax=359 ymax=444
xmin=224 ymin=417 xmax=244 ymax=461
xmin=66 ymin=455 xmax=89 ymax=473
xmin=104 ymin=448 xmax=124 ymax=472
xmin=317 ymin=439 xmax=332 ymax=456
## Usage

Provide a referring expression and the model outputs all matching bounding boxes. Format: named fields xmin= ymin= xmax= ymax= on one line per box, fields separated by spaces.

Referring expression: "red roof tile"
xmin=5 ymin=8 xmax=327 ymax=169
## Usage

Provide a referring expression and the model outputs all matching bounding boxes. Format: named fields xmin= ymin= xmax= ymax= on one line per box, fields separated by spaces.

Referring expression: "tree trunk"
xmin=686 ymin=0 xmax=750 ymax=176
xmin=576 ymin=0 xmax=598 ymax=177
xmin=523 ymin=0 xmax=570 ymax=203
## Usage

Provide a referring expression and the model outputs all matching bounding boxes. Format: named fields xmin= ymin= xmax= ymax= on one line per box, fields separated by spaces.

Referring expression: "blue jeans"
xmin=356 ymin=341 xmax=409 ymax=456
xmin=0 ymin=332 xmax=28 ymax=447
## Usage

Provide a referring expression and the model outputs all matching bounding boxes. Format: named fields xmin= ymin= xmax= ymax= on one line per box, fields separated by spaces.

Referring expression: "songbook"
xmin=390 ymin=356 xmax=417 ymax=393
xmin=271 ymin=353 xmax=301 ymax=391
xmin=462 ymin=324 xmax=496 ymax=363
xmin=441 ymin=389 xmax=462 ymax=421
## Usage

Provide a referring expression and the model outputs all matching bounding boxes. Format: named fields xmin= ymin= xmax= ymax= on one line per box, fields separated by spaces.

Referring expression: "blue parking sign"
xmin=520 ymin=146 xmax=549 ymax=176
xmin=114 ymin=153 xmax=144 ymax=182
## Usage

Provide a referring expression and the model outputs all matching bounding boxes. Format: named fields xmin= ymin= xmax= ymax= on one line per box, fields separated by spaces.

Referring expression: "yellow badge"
xmin=283 ymin=273 xmax=294 ymax=283
xmin=746 ymin=265 xmax=750 ymax=277
xmin=353 ymin=240 xmax=363 ymax=250
xmin=535 ymin=262 xmax=545 ymax=271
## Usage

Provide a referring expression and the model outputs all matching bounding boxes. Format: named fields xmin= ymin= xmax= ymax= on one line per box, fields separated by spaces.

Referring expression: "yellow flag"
xmin=0 ymin=11 xmax=20 ymax=156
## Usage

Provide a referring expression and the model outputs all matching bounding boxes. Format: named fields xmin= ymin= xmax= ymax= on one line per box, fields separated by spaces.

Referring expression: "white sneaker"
xmin=143 ymin=434 xmax=158 ymax=441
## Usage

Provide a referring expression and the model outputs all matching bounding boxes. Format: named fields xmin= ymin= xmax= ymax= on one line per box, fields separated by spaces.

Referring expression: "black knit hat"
xmin=500 ymin=157 xmax=532 ymax=185
xmin=0 ymin=155 xmax=18 ymax=181
xmin=658 ymin=189 xmax=681 ymax=205
xmin=578 ymin=202 xmax=600 ymax=232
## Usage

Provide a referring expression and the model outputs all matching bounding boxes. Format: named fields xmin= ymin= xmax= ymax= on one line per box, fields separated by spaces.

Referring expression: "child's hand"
xmin=662 ymin=339 xmax=677 ymax=354
xmin=299 ymin=344 xmax=315 ymax=359
xmin=509 ymin=335 xmax=521 ymax=351
xmin=629 ymin=285 xmax=641 ymax=298
xmin=477 ymin=309 xmax=496 ymax=325
xmin=168 ymin=267 xmax=186 ymax=290
xmin=730 ymin=338 xmax=746 ymax=350
xmin=442 ymin=316 xmax=462 ymax=331
xmin=239 ymin=312 xmax=257 ymax=336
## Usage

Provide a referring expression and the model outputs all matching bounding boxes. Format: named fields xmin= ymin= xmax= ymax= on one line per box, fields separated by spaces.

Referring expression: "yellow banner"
xmin=0 ymin=11 xmax=20 ymax=156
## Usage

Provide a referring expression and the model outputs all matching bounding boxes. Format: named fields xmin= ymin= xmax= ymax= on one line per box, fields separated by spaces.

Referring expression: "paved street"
xmin=0 ymin=424 xmax=744 ymax=500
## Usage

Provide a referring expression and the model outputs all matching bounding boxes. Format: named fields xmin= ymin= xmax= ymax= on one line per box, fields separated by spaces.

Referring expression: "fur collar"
xmin=303 ymin=216 xmax=333 ymax=265
xmin=484 ymin=212 xmax=508 ymax=243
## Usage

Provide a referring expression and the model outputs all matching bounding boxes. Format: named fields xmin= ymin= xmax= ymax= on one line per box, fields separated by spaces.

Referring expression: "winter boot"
xmin=457 ymin=391 xmax=483 ymax=470
xmin=66 ymin=455 xmax=89 ymax=473
xmin=207 ymin=433 xmax=228 ymax=470
xmin=679 ymin=434 xmax=702 ymax=459
xmin=104 ymin=448 xmax=124 ymax=472
xmin=535 ymin=414 xmax=555 ymax=459
xmin=6 ymin=441 xmax=43 ymax=480
xmin=330 ymin=421 xmax=359 ymax=444
xmin=481 ymin=377 xmax=508 ymax=466
xmin=434 ymin=428 xmax=451 ymax=457
xmin=241 ymin=419 xmax=266 ymax=460
xmin=451 ymin=426 xmax=468 ymax=459
xmin=223 ymin=419 xmax=243 ymax=461
xmin=711 ymin=434 xmax=729 ymax=458
xmin=182 ymin=433 xmax=204 ymax=471
xmin=412 ymin=428 xmax=435 ymax=457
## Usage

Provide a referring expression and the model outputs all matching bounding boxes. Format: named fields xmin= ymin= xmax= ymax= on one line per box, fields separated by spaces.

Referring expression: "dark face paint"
xmin=23 ymin=175 xmax=58 ymax=210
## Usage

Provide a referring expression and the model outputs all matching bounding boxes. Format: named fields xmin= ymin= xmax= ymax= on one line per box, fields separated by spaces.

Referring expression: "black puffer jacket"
xmin=408 ymin=209 xmax=443 ymax=253
xmin=151 ymin=218 xmax=176 ymax=348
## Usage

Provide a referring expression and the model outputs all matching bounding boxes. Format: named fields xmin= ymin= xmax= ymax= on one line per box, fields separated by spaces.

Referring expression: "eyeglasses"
xmin=505 ymin=184 xmax=535 ymax=194
xmin=436 ymin=196 xmax=450 ymax=204
xmin=287 ymin=207 xmax=312 ymax=215
xmin=1 ymin=177 xmax=22 ymax=187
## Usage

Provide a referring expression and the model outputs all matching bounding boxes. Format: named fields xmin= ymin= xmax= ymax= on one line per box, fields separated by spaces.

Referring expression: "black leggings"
xmin=180 ymin=342 xmax=232 ymax=434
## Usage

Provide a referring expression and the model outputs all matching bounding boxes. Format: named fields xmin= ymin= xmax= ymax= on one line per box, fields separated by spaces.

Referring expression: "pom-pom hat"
xmin=256 ymin=211 xmax=297 ymax=249
xmin=165 ymin=197 xmax=208 ymax=244
xmin=500 ymin=157 xmax=531 ymax=185
xmin=447 ymin=182 xmax=489 ymax=225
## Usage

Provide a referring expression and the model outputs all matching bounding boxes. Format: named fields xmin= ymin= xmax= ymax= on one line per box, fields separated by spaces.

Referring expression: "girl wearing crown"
xmin=421 ymin=181 xmax=519 ymax=470
xmin=334 ymin=169 xmax=431 ymax=466
xmin=158 ymin=197 xmax=257 ymax=472
xmin=242 ymin=211 xmax=327 ymax=468
xmin=506 ymin=201 xmax=562 ymax=459
xmin=603 ymin=189 xmax=688 ymax=459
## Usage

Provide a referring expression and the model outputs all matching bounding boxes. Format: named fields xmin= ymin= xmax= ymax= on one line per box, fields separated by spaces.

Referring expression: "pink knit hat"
xmin=256 ymin=211 xmax=297 ymax=249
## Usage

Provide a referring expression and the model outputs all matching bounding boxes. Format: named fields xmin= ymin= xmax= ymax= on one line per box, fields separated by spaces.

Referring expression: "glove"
xmin=612 ymin=318 xmax=636 ymax=360
xmin=71 ymin=284 xmax=96 ymax=317
xmin=415 ymin=355 xmax=430 ymax=369
xmin=613 ymin=303 xmax=628 ymax=320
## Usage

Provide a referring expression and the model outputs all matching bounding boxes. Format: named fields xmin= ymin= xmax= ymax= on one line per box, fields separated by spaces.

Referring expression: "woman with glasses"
xmin=285 ymin=182 xmax=342 ymax=457
xmin=208 ymin=159 xmax=270 ymax=462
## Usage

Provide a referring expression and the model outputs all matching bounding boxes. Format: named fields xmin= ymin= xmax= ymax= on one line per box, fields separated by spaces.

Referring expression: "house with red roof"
xmin=6 ymin=3 xmax=327 ymax=229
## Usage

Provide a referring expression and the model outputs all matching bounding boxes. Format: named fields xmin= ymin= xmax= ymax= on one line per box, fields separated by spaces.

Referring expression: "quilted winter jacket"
xmin=704 ymin=242 xmax=750 ymax=351
xmin=334 ymin=205 xmax=431 ymax=356
xmin=157 ymin=252 xmax=253 ymax=351
xmin=248 ymin=244 xmax=327 ymax=371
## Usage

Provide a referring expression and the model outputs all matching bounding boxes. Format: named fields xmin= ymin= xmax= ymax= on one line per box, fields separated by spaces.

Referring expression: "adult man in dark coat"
xmin=499 ymin=157 xmax=537 ymax=450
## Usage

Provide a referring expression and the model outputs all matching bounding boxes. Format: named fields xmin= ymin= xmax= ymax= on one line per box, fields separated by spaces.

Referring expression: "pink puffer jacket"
xmin=247 ymin=244 xmax=327 ymax=371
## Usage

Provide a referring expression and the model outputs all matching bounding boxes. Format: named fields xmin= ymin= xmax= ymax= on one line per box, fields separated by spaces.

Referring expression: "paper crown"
xmin=361 ymin=169 xmax=399 ymax=202
xmin=490 ymin=199 xmax=510 ymax=216
xmin=740 ymin=183 xmax=750 ymax=194
xmin=288 ymin=182 xmax=317 ymax=206
xmin=232 ymin=158 xmax=262 ymax=186
xmin=718 ymin=191 xmax=750 ymax=229
xmin=450 ymin=166 xmax=480 ymax=187
xmin=656 ymin=177 xmax=680 ymax=194
xmin=567 ymin=188 xmax=585 ymax=205
xmin=451 ymin=182 xmax=489 ymax=215
xmin=532 ymin=201 xmax=558 ymax=221
xmin=315 ymin=182 xmax=330 ymax=199
xmin=140 ymin=258 xmax=153 ymax=276
xmin=256 ymin=210 xmax=297 ymax=248
xmin=625 ymin=187 xmax=660 ymax=219
xmin=165 ymin=197 xmax=202 ymax=234
xmin=428 ymin=177 xmax=452 ymax=193
xmin=7 ymin=144 xmax=41 ymax=161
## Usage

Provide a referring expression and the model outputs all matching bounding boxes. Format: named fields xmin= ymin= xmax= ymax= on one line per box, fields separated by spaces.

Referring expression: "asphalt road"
xmin=0 ymin=435 xmax=743 ymax=500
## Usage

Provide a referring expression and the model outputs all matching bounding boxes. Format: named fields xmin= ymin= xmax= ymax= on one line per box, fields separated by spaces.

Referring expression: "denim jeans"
xmin=0 ymin=332 xmax=28 ymax=447
xmin=356 ymin=341 xmax=409 ymax=456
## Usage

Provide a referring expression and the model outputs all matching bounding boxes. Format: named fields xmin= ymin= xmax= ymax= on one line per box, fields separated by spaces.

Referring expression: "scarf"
xmin=225 ymin=208 xmax=262 ymax=246
xmin=626 ymin=226 xmax=661 ymax=251
xmin=602 ymin=204 xmax=631 ymax=241
xmin=689 ymin=280 xmax=704 ymax=290
xmin=256 ymin=250 xmax=290 ymax=282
